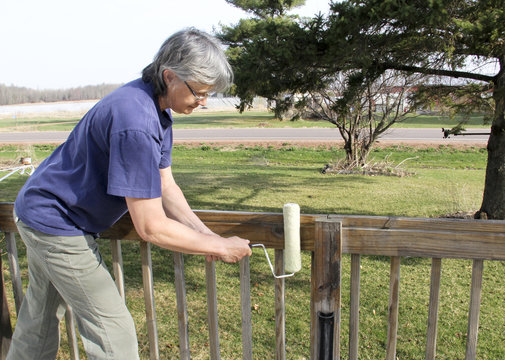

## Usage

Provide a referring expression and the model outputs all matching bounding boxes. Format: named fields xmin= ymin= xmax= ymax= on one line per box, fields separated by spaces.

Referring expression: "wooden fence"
xmin=1 ymin=201 xmax=505 ymax=359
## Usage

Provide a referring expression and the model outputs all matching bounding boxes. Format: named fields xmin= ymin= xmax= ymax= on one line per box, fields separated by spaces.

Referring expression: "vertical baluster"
xmin=173 ymin=252 xmax=190 ymax=360
xmin=349 ymin=254 xmax=361 ymax=360
xmin=64 ymin=304 xmax=80 ymax=360
xmin=110 ymin=239 xmax=125 ymax=301
xmin=274 ymin=249 xmax=286 ymax=360
xmin=5 ymin=233 xmax=23 ymax=314
xmin=1 ymin=248 xmax=13 ymax=359
xmin=465 ymin=259 xmax=484 ymax=360
xmin=425 ymin=258 xmax=442 ymax=360
xmin=386 ymin=256 xmax=401 ymax=360
xmin=205 ymin=260 xmax=220 ymax=360
xmin=240 ymin=256 xmax=253 ymax=360
xmin=140 ymin=241 xmax=159 ymax=360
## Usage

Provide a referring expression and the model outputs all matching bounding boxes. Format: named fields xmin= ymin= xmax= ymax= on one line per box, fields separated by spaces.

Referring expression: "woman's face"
xmin=159 ymin=70 xmax=212 ymax=114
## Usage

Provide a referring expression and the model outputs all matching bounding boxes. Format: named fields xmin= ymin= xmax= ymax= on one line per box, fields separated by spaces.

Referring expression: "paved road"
xmin=0 ymin=127 xmax=490 ymax=144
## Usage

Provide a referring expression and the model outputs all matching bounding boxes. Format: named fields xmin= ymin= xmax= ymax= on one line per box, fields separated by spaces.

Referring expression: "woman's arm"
xmin=124 ymin=167 xmax=251 ymax=262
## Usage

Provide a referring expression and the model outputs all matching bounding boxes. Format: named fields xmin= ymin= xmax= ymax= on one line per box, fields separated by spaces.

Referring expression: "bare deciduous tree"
xmin=301 ymin=71 xmax=420 ymax=167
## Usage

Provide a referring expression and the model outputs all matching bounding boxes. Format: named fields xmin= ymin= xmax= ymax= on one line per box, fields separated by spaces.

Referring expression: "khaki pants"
xmin=7 ymin=215 xmax=139 ymax=360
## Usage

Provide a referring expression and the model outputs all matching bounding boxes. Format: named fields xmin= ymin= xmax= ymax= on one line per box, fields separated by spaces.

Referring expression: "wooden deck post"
xmin=311 ymin=218 xmax=342 ymax=360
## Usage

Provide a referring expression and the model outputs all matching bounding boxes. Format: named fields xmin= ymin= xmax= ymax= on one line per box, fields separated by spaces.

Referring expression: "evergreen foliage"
xmin=220 ymin=0 xmax=505 ymax=218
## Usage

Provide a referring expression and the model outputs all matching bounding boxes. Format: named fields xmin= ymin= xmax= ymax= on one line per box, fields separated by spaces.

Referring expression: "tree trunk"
xmin=344 ymin=142 xmax=355 ymax=165
xmin=342 ymin=131 xmax=355 ymax=166
xmin=358 ymin=143 xmax=372 ymax=166
xmin=477 ymin=59 xmax=505 ymax=219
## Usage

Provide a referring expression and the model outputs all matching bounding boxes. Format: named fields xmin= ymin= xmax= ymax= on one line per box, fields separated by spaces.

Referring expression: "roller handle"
xmin=249 ymin=244 xmax=295 ymax=279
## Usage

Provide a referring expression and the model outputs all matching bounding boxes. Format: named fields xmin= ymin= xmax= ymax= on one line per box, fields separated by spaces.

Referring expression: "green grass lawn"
xmin=0 ymin=144 xmax=486 ymax=216
xmin=2 ymin=143 xmax=503 ymax=359
xmin=395 ymin=113 xmax=490 ymax=128
xmin=0 ymin=116 xmax=82 ymax=131
xmin=0 ymin=110 xmax=490 ymax=132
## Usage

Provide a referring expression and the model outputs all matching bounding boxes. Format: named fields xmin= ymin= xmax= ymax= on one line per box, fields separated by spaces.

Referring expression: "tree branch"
xmin=382 ymin=63 xmax=495 ymax=83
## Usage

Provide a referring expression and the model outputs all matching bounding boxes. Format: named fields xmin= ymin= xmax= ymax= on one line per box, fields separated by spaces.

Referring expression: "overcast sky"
xmin=0 ymin=0 xmax=331 ymax=90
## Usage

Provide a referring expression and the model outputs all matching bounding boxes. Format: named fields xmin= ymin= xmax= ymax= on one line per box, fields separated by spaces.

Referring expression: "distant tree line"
xmin=0 ymin=83 xmax=123 ymax=105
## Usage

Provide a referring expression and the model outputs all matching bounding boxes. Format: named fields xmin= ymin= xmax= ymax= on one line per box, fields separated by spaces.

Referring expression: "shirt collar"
xmin=146 ymin=79 xmax=173 ymax=129
xmin=160 ymin=108 xmax=173 ymax=129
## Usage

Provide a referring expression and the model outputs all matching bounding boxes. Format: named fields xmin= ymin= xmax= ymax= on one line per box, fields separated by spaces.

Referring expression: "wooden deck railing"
xmin=1 ymin=202 xmax=505 ymax=359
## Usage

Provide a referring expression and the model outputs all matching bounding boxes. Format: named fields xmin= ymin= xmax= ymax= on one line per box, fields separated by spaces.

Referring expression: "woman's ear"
xmin=163 ymin=70 xmax=176 ymax=86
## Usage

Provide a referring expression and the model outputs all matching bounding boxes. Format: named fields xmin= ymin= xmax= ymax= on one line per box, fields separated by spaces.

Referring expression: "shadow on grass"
xmin=176 ymin=164 xmax=378 ymax=215
xmin=100 ymin=241 xmax=211 ymax=291
xmin=0 ymin=175 xmax=26 ymax=202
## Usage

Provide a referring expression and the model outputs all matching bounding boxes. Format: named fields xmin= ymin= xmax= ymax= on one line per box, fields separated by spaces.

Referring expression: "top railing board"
xmin=2 ymin=203 xmax=505 ymax=261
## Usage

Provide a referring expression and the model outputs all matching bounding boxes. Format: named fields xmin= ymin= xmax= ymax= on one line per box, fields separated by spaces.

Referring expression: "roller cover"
xmin=283 ymin=203 xmax=301 ymax=273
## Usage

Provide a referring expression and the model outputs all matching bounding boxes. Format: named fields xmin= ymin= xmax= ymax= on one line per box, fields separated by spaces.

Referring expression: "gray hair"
xmin=142 ymin=28 xmax=233 ymax=97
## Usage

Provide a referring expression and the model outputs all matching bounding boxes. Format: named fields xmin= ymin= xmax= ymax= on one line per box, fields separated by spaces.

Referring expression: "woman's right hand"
xmin=206 ymin=236 xmax=252 ymax=263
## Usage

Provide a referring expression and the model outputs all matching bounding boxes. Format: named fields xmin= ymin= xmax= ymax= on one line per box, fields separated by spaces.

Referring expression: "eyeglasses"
xmin=184 ymin=81 xmax=209 ymax=102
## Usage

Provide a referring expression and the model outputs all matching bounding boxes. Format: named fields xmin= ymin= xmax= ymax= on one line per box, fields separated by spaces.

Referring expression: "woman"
xmin=9 ymin=28 xmax=251 ymax=360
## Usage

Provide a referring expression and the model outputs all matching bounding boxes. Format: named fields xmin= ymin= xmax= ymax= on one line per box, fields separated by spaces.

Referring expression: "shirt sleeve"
xmin=159 ymin=127 xmax=173 ymax=169
xmin=107 ymin=130 xmax=162 ymax=198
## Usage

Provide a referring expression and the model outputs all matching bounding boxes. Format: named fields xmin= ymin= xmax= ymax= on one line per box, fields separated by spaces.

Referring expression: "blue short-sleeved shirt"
xmin=14 ymin=79 xmax=173 ymax=236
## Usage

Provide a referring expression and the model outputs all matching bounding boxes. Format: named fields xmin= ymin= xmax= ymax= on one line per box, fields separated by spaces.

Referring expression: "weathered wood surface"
xmin=4 ymin=232 xmax=23 ymax=315
xmin=64 ymin=305 xmax=80 ymax=360
xmin=140 ymin=241 xmax=159 ymax=360
xmin=342 ymin=227 xmax=505 ymax=260
xmin=3 ymin=203 xmax=505 ymax=360
xmin=349 ymin=254 xmax=361 ymax=360
xmin=3 ymin=203 xmax=505 ymax=260
xmin=110 ymin=239 xmax=125 ymax=301
xmin=79 ymin=211 xmax=505 ymax=260
xmin=425 ymin=258 xmax=442 ymax=360
xmin=311 ymin=218 xmax=342 ymax=360
xmin=205 ymin=261 xmax=221 ymax=360
xmin=465 ymin=260 xmax=484 ymax=360
xmin=173 ymin=252 xmax=190 ymax=360
xmin=240 ymin=257 xmax=253 ymax=360
xmin=274 ymin=249 xmax=286 ymax=360
xmin=386 ymin=257 xmax=401 ymax=360
xmin=0 ymin=250 xmax=12 ymax=360
xmin=0 ymin=204 xmax=16 ymax=233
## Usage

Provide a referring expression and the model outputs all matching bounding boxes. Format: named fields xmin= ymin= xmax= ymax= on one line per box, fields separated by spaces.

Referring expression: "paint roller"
xmin=251 ymin=203 xmax=302 ymax=278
